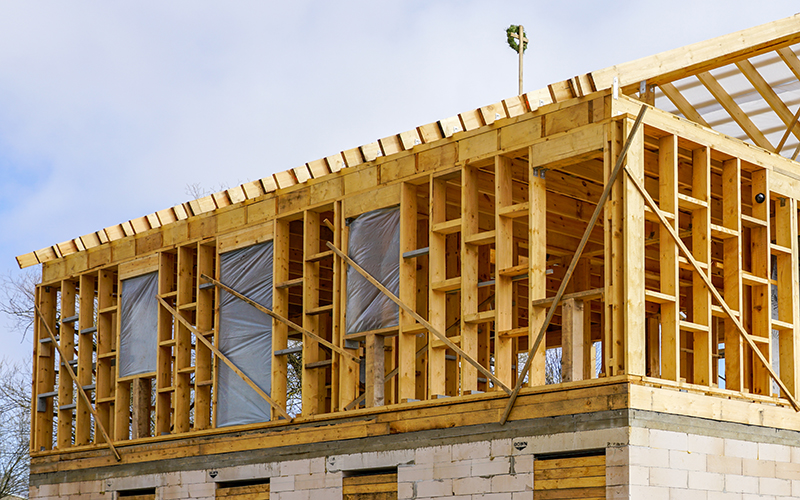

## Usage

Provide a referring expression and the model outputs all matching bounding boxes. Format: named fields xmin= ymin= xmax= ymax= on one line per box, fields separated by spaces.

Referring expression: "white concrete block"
xmin=775 ymin=460 xmax=800 ymax=480
xmin=308 ymin=487 xmax=341 ymax=500
xmin=512 ymin=455 xmax=534 ymax=474
xmin=630 ymin=484 xmax=670 ymax=500
xmin=416 ymin=479 xmax=453 ymax=497
xmin=294 ymin=472 xmax=327 ymax=490
xmin=649 ymin=467 xmax=688 ymax=488
xmin=279 ymin=490 xmax=310 ymax=500
xmin=491 ymin=439 xmax=512 ymax=458
xmin=724 ymin=439 xmax=758 ymax=459
xmin=742 ymin=458 xmax=776 ymax=478
xmin=270 ymin=475 xmax=295 ymax=492
xmin=451 ymin=441 xmax=490 ymax=461
xmin=606 ymin=445 xmax=629 ymax=467
xmin=688 ymin=471 xmax=724 ymax=491
xmin=280 ymin=458 xmax=311 ymax=476
xmin=629 ymin=426 xmax=650 ymax=447
xmin=309 ymin=457 xmax=326 ymax=474
xmin=706 ymin=491 xmax=744 ymax=500
xmin=629 ymin=465 xmax=650 ymax=486
xmin=669 ymin=488 xmax=708 ymax=500
xmin=453 ymin=476 xmax=490 ymax=495
xmin=471 ymin=493 xmax=513 ymax=500
xmin=630 ymin=445 xmax=670 ymax=468
xmin=606 ymin=465 xmax=629 ymax=487
xmin=490 ymin=474 xmax=532 ymax=493
xmin=759 ymin=477 xmax=791 ymax=496
xmin=669 ymin=450 xmax=706 ymax=471
xmin=686 ymin=435 xmax=724 ymax=456
xmin=471 ymin=457 xmax=511 ymax=477
xmin=758 ymin=443 xmax=791 ymax=463
xmin=398 ymin=464 xmax=433 ymax=482
xmin=433 ymin=461 xmax=471 ymax=479
xmin=159 ymin=484 xmax=185 ymax=500
xmin=650 ymin=429 xmax=688 ymax=451
xmin=606 ymin=484 xmax=629 ymax=500
xmin=211 ymin=462 xmax=276 ymax=482
xmin=397 ymin=482 xmax=415 ymax=500
xmin=187 ymin=483 xmax=215 ymax=498
xmin=725 ymin=474 xmax=758 ymax=494
xmin=707 ymin=455 xmax=742 ymax=475
xmin=415 ymin=445 xmax=452 ymax=465
xmin=179 ymin=470 xmax=206 ymax=485
xmin=511 ymin=491 xmax=534 ymax=500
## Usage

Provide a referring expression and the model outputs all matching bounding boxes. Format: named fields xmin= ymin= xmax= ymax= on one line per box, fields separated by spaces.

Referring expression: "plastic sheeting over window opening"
xmin=346 ymin=207 xmax=401 ymax=335
xmin=118 ymin=271 xmax=159 ymax=378
xmin=217 ymin=241 xmax=274 ymax=427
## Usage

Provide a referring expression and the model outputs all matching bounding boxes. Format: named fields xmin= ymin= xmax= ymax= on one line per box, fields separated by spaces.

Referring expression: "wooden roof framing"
xmin=16 ymin=13 xmax=800 ymax=270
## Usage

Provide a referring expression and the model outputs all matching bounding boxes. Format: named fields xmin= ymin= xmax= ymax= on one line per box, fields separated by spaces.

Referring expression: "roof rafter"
xmin=735 ymin=59 xmax=800 ymax=149
xmin=696 ymin=71 xmax=773 ymax=151
xmin=659 ymin=82 xmax=711 ymax=127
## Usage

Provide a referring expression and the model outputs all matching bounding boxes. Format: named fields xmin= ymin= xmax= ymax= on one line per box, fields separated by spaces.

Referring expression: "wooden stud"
xmin=76 ymin=274 xmax=95 ymax=445
xmin=776 ymin=197 xmax=800 ymax=399
xmin=460 ymin=165 xmax=480 ymax=394
xmin=723 ymin=158 xmax=744 ymax=392
xmin=195 ymin=243 xmax=214 ymax=430
xmin=398 ymin=183 xmax=418 ymax=402
xmin=57 ymin=280 xmax=76 ymax=449
xmin=95 ymin=269 xmax=116 ymax=443
xmin=155 ymin=252 xmax=176 ymax=436
xmin=528 ymin=164 xmax=547 ymax=386
xmin=692 ymin=147 xmax=712 ymax=386
xmin=428 ymin=177 xmax=448 ymax=398
xmin=658 ymin=135 xmax=680 ymax=382
xmin=303 ymin=211 xmax=321 ymax=415
xmin=561 ymin=298 xmax=585 ymax=382
xmin=750 ymin=168 xmax=771 ymax=395
xmin=272 ymin=219 xmax=290 ymax=417
xmin=495 ymin=156 xmax=514 ymax=388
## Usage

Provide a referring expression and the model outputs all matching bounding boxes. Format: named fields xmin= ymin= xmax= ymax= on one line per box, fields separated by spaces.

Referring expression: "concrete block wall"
xmin=607 ymin=427 xmax=800 ymax=500
xmin=27 ymin=412 xmax=800 ymax=500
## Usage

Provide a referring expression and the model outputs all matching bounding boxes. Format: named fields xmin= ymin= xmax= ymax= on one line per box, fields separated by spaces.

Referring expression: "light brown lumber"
xmin=691 ymin=147 xmax=712 ymax=386
xmin=659 ymin=83 xmax=710 ymax=127
xmin=157 ymin=296 xmax=291 ymax=421
xmin=736 ymin=59 xmax=800 ymax=150
xmin=34 ymin=304 xmax=120 ymax=461
xmin=499 ymin=104 xmax=649 ymax=425
xmin=658 ymin=135 xmax=680 ymax=382
xmin=696 ymin=71 xmax=772 ymax=150
xmin=302 ymin=211 xmax=321 ymax=415
xmin=200 ymin=274 xmax=358 ymax=363
xmin=622 ymin=165 xmax=800 ymax=411
xmin=775 ymin=197 xmax=800 ymax=399
xmin=722 ymin=159 xmax=744 ymax=392
xmin=325 ymin=241 xmax=512 ymax=395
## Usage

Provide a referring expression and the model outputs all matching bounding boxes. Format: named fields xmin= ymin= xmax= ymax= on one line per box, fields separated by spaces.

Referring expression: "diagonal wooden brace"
xmin=200 ymin=274 xmax=359 ymax=364
xmin=157 ymin=296 xmax=292 ymax=421
xmin=34 ymin=305 xmax=121 ymax=461
xmin=499 ymin=104 xmax=649 ymax=425
xmin=623 ymin=165 xmax=800 ymax=412
xmin=326 ymin=241 xmax=512 ymax=395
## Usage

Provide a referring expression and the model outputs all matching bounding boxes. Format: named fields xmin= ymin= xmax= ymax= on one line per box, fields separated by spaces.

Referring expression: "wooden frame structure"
xmin=22 ymin=15 xmax=800 ymax=469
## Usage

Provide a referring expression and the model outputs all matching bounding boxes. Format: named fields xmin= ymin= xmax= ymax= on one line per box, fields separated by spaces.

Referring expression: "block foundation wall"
xmin=29 ymin=410 xmax=800 ymax=500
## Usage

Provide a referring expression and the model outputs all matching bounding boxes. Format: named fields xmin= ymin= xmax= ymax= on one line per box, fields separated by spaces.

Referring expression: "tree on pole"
xmin=506 ymin=25 xmax=528 ymax=95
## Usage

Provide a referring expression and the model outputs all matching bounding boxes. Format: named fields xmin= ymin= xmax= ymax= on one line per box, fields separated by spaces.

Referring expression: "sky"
xmin=1 ymin=1 xmax=799 ymax=366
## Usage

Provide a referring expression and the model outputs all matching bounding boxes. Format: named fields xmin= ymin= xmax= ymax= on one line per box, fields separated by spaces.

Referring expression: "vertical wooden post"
xmin=95 ymin=269 xmax=116 ymax=442
xmin=174 ymin=246 xmax=194 ymax=433
xmin=76 ymin=274 xmax=95 ymax=444
xmin=575 ymin=258 xmax=594 ymax=378
xmin=272 ymin=219 xmax=290 ymax=416
xmin=302 ymin=211 xmax=321 ymax=415
xmin=155 ymin=252 xmax=175 ymax=435
xmin=776 ymin=197 xmax=800 ymax=398
xmin=429 ymin=176 xmax=447 ymax=397
xmin=605 ymin=121 xmax=624 ymax=376
xmin=57 ymin=280 xmax=76 ymax=448
xmin=528 ymin=161 xmax=547 ymax=386
xmin=131 ymin=377 xmax=151 ymax=439
xmin=495 ymin=156 xmax=514 ymax=388
xmin=622 ymin=116 xmax=646 ymax=376
xmin=195 ymin=243 xmax=214 ymax=429
xmin=723 ymin=159 xmax=744 ymax=392
xmin=461 ymin=165 xmax=479 ymax=394
xmin=658 ymin=135 xmax=680 ymax=381
xmin=692 ymin=147 xmax=712 ymax=386
xmin=365 ymin=334 xmax=385 ymax=407
xmin=335 ymin=203 xmax=359 ymax=410
xmin=561 ymin=298 xmax=584 ymax=382
xmin=398 ymin=183 xmax=418 ymax=402
xmin=34 ymin=285 xmax=57 ymax=451
xmin=750 ymin=169 xmax=771 ymax=395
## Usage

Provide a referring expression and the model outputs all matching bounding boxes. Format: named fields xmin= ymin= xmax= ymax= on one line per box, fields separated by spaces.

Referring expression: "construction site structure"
xmin=19 ymin=14 xmax=800 ymax=500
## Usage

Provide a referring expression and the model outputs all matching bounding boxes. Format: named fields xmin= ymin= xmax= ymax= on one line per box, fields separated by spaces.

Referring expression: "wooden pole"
xmin=518 ymin=24 xmax=524 ymax=95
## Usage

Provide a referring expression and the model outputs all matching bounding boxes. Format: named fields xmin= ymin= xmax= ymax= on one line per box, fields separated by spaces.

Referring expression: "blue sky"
xmin=1 ymin=1 xmax=799 ymax=365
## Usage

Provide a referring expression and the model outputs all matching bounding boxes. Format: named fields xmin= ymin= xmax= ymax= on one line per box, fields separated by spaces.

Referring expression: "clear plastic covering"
xmin=118 ymin=271 xmax=159 ymax=378
xmin=346 ymin=206 xmax=400 ymax=334
xmin=217 ymin=241 xmax=274 ymax=427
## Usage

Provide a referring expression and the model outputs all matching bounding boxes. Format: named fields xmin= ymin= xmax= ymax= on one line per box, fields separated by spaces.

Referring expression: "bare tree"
xmin=0 ymin=269 xmax=40 ymax=341
xmin=0 ymin=360 xmax=30 ymax=499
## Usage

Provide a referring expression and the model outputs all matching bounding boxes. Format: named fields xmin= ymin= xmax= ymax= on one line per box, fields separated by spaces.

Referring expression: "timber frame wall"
xmin=22 ymin=14 xmax=800 ymax=462
xmin=27 ymin=91 xmax=800 ymax=456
